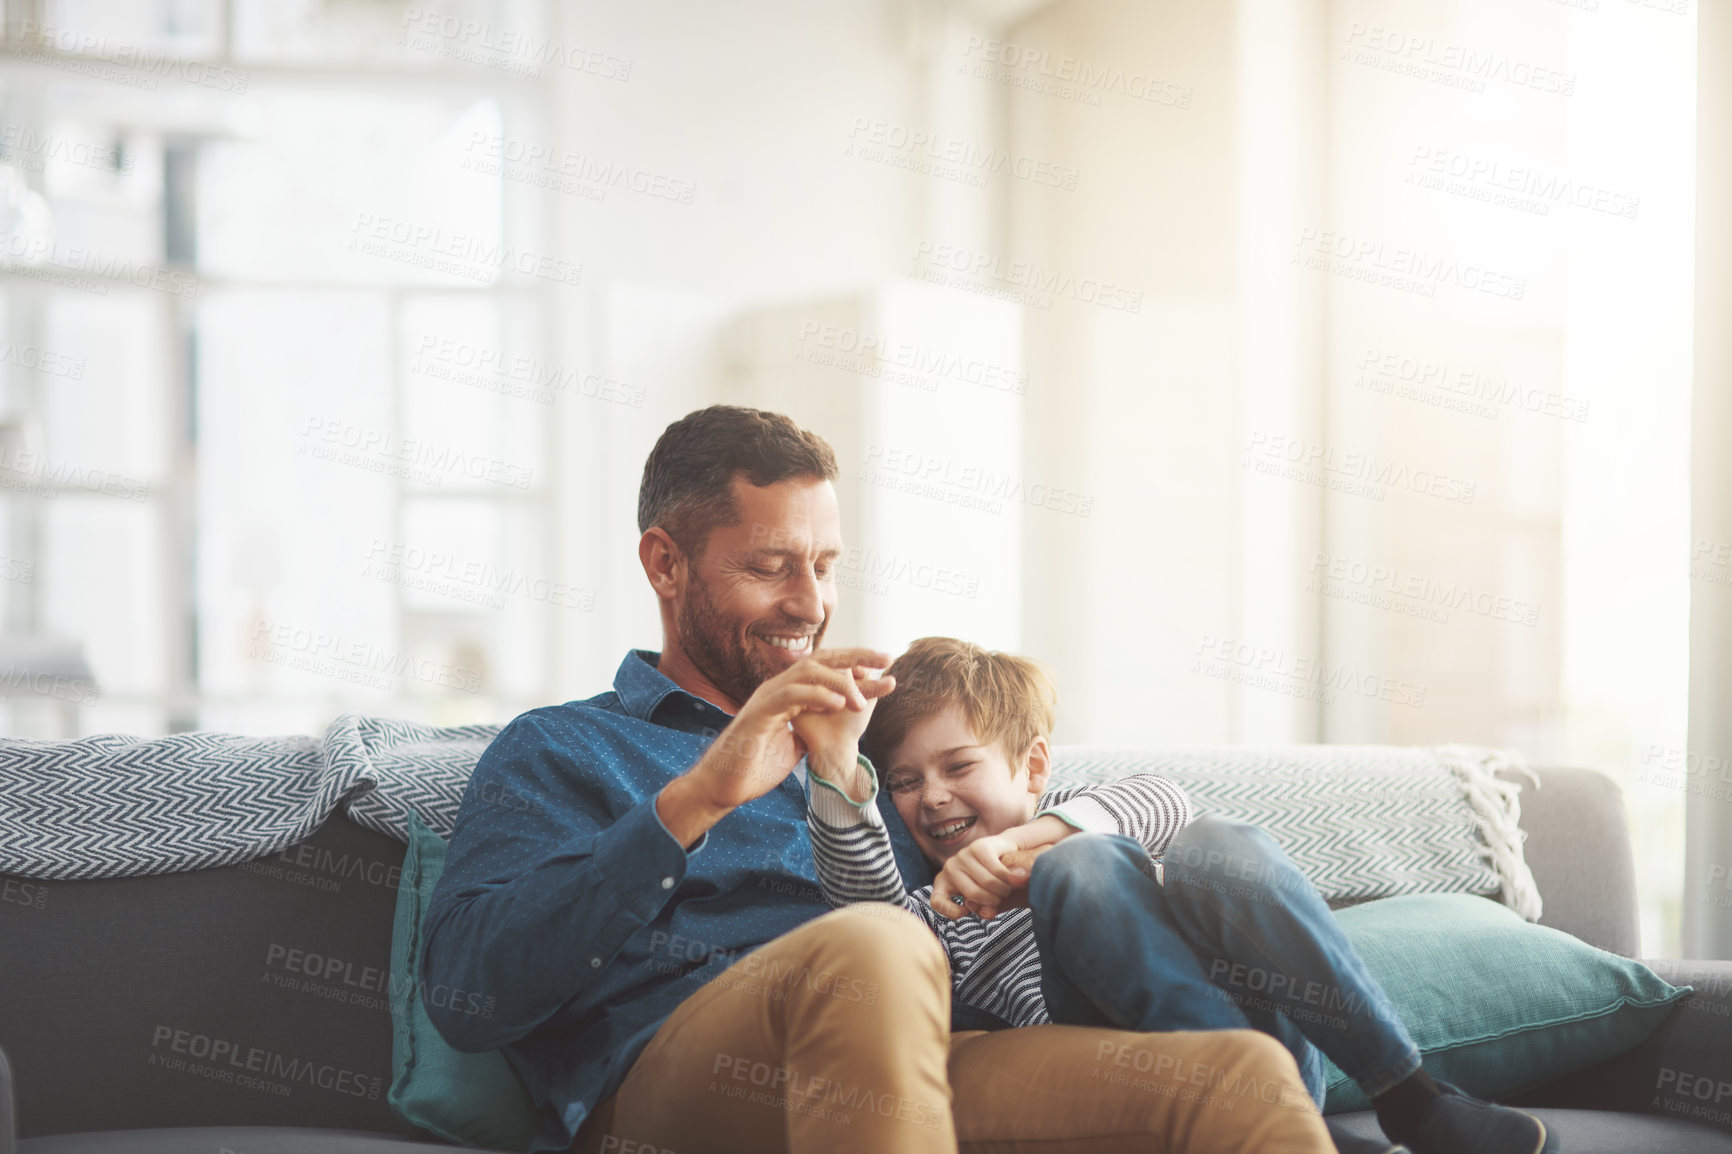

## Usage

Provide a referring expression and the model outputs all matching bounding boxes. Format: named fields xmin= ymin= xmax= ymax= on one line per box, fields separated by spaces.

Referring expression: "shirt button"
xmin=590 ymin=957 xmax=601 ymax=968
xmin=661 ymin=876 xmax=675 ymax=889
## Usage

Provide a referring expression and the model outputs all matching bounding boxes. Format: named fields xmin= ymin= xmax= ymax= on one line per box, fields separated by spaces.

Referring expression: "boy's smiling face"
xmin=879 ymin=704 xmax=1050 ymax=865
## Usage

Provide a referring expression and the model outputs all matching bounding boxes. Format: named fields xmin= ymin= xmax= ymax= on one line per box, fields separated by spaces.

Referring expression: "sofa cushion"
xmin=388 ymin=813 xmax=542 ymax=1151
xmin=1320 ymin=894 xmax=1689 ymax=1112
xmin=1507 ymin=958 xmax=1732 ymax=1138
xmin=1328 ymin=1108 xmax=1732 ymax=1153
xmin=18 ymin=1127 xmax=476 ymax=1154
xmin=0 ymin=816 xmax=414 ymax=1138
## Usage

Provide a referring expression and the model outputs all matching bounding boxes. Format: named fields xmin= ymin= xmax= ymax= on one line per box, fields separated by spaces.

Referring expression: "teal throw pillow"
xmin=1318 ymin=893 xmax=1690 ymax=1112
xmin=389 ymin=810 xmax=545 ymax=1149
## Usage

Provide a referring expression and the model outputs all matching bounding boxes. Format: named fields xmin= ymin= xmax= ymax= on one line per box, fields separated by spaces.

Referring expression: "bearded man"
xmin=422 ymin=405 xmax=1332 ymax=1154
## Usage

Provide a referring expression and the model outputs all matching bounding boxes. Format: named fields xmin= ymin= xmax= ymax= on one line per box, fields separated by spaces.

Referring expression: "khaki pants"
xmin=572 ymin=906 xmax=1333 ymax=1154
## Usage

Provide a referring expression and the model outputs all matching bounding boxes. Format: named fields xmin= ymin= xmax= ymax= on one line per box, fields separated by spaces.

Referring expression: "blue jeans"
xmin=1028 ymin=817 xmax=1422 ymax=1108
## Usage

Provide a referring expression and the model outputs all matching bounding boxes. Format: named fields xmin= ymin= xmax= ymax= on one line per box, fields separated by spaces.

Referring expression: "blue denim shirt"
xmin=421 ymin=650 xmax=926 ymax=1151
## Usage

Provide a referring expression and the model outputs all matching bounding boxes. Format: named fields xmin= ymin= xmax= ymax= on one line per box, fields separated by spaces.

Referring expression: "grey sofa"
xmin=1 ymin=764 xmax=1730 ymax=1153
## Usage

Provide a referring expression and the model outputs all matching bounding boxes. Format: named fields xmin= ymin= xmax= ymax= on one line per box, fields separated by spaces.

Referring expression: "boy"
xmin=796 ymin=637 xmax=1558 ymax=1154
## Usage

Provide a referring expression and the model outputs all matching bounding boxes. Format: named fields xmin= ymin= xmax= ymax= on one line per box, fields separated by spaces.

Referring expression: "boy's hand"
xmin=790 ymin=663 xmax=894 ymax=802
xmin=931 ymin=834 xmax=1029 ymax=920
xmin=659 ymin=649 xmax=891 ymax=844
xmin=931 ymin=828 xmax=1067 ymax=920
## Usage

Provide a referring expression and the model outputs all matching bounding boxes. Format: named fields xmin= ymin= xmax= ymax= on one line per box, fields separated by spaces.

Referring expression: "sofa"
xmin=2 ymin=762 xmax=1731 ymax=1153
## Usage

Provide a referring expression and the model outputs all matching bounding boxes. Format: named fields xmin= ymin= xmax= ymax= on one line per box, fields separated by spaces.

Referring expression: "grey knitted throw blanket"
xmin=0 ymin=717 xmax=1541 ymax=920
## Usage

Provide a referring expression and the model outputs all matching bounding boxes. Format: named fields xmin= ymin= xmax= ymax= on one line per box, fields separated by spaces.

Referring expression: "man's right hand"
xmin=656 ymin=647 xmax=893 ymax=846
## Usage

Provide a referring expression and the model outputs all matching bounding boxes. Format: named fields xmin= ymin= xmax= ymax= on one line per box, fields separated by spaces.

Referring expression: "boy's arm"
xmin=1036 ymin=774 xmax=1193 ymax=858
xmin=805 ymin=755 xmax=956 ymax=939
xmin=930 ymin=776 xmax=1192 ymax=917
xmin=806 ymin=755 xmax=908 ymax=907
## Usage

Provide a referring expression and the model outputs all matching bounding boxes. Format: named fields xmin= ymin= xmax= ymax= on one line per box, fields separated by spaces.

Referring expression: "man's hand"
xmin=657 ymin=648 xmax=894 ymax=845
xmin=790 ymin=662 xmax=893 ymax=803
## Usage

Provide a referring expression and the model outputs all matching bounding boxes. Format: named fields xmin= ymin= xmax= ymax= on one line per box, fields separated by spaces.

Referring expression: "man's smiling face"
xmin=674 ymin=473 xmax=843 ymax=707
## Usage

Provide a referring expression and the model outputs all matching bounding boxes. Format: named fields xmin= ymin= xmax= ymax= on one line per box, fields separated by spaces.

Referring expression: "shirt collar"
xmin=613 ymin=649 xmax=734 ymax=727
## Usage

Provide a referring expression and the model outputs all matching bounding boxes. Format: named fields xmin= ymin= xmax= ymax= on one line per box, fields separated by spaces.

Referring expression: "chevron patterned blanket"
xmin=0 ymin=716 xmax=1541 ymax=921
xmin=0 ymin=715 xmax=496 ymax=881
xmin=1051 ymin=744 xmax=1542 ymax=921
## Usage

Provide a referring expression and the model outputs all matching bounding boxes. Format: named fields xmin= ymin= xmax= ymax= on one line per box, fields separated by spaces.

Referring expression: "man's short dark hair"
xmin=637 ymin=405 xmax=838 ymax=559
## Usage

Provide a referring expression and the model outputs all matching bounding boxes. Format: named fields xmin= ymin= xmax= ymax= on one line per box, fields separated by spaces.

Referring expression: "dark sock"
xmin=1372 ymin=1067 xmax=1442 ymax=1144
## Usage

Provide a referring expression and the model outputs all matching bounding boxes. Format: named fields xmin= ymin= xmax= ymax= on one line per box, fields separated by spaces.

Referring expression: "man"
xmin=422 ymin=405 xmax=1334 ymax=1154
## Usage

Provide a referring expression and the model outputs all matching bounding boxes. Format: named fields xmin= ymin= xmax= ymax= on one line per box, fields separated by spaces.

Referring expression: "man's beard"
xmin=678 ymin=573 xmax=825 ymax=709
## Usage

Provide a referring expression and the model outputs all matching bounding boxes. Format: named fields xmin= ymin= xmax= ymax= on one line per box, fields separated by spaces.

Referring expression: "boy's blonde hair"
xmin=862 ymin=637 xmax=1057 ymax=773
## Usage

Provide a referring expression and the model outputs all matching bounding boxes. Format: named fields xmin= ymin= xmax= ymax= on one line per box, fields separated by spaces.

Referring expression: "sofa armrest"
xmin=1511 ymin=958 xmax=1732 ymax=1120
xmin=1505 ymin=766 xmax=1641 ymax=957
xmin=1645 ymin=958 xmax=1732 ymax=995
xmin=0 ymin=1043 xmax=15 ymax=1154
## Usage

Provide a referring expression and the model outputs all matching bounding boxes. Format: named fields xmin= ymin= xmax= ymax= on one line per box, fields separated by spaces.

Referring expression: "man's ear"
xmin=1023 ymin=735 xmax=1053 ymax=797
xmin=639 ymin=527 xmax=687 ymax=600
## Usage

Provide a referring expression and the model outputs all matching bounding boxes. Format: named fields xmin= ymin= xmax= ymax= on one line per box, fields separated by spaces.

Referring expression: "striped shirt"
xmin=805 ymin=767 xmax=1192 ymax=1028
